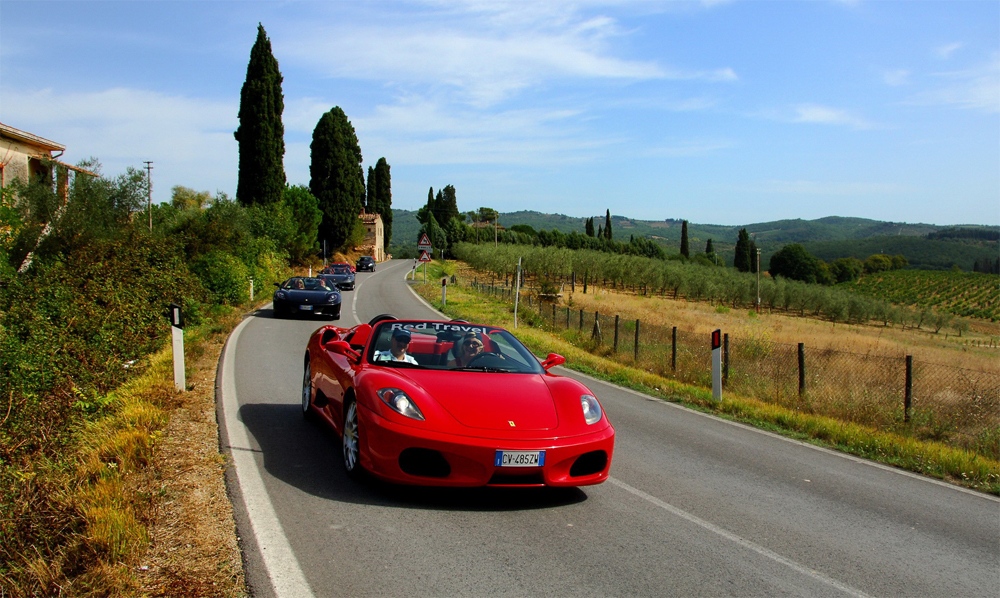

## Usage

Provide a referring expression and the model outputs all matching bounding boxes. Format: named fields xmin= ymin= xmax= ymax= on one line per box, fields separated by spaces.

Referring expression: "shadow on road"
xmin=237 ymin=402 xmax=589 ymax=511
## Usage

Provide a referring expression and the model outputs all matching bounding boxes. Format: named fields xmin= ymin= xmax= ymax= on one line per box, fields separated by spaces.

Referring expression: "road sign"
xmin=418 ymin=250 xmax=432 ymax=262
xmin=417 ymin=233 xmax=431 ymax=249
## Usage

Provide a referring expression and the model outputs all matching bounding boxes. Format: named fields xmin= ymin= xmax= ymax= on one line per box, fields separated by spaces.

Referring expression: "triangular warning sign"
xmin=418 ymin=250 xmax=432 ymax=262
xmin=417 ymin=233 xmax=431 ymax=247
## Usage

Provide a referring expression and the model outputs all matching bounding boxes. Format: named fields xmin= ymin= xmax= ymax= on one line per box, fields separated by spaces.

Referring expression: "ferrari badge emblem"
xmin=508 ymin=421 xmax=516 ymax=427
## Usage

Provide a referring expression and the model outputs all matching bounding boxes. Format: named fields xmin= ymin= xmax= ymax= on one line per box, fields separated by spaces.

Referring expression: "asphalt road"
xmin=219 ymin=259 xmax=999 ymax=598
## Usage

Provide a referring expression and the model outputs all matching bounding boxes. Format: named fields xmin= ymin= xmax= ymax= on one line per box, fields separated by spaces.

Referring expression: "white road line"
xmin=220 ymin=314 xmax=316 ymax=598
xmin=608 ymin=477 xmax=873 ymax=598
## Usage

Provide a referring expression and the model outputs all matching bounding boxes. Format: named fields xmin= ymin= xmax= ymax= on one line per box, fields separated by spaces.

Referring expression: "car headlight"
xmin=326 ymin=292 xmax=340 ymax=303
xmin=275 ymin=291 xmax=287 ymax=300
xmin=581 ymin=394 xmax=602 ymax=425
xmin=377 ymin=388 xmax=425 ymax=421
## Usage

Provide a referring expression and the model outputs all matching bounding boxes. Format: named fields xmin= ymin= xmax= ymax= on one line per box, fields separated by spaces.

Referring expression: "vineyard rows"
xmin=843 ymin=270 xmax=998 ymax=321
xmin=453 ymin=243 xmax=991 ymax=333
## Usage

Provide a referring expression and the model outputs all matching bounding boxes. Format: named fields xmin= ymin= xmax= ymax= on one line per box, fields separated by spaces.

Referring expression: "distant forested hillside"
xmin=390 ymin=208 xmax=998 ymax=271
xmin=802 ymin=236 xmax=999 ymax=271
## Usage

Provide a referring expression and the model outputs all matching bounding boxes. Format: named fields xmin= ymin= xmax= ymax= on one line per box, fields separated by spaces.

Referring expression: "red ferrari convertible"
xmin=302 ymin=316 xmax=615 ymax=487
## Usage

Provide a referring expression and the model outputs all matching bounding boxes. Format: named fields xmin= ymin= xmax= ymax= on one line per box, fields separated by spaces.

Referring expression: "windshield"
xmin=283 ymin=277 xmax=334 ymax=291
xmin=367 ymin=321 xmax=545 ymax=374
xmin=331 ymin=266 xmax=351 ymax=275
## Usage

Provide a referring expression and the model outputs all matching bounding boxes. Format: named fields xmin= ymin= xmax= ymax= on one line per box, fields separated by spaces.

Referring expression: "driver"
xmin=448 ymin=332 xmax=484 ymax=367
xmin=374 ymin=329 xmax=418 ymax=364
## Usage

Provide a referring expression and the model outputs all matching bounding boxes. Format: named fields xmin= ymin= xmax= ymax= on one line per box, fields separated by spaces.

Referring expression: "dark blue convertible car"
xmin=272 ymin=277 xmax=342 ymax=319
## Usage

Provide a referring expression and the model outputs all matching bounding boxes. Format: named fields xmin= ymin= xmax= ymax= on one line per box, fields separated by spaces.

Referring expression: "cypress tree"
xmin=705 ymin=239 xmax=714 ymax=254
xmin=373 ymin=157 xmax=392 ymax=250
xmin=733 ymin=228 xmax=750 ymax=272
xmin=585 ymin=217 xmax=595 ymax=237
xmin=234 ymin=23 xmax=285 ymax=206
xmin=366 ymin=166 xmax=376 ymax=212
xmin=605 ymin=209 xmax=613 ymax=240
xmin=310 ymin=107 xmax=365 ymax=251
xmin=680 ymin=220 xmax=689 ymax=258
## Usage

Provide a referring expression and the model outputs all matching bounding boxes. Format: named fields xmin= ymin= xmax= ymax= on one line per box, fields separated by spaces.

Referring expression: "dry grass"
xmin=1 ymin=312 xmax=248 ymax=597
xmin=560 ymin=285 xmax=998 ymax=373
xmin=136 ymin=313 xmax=246 ymax=597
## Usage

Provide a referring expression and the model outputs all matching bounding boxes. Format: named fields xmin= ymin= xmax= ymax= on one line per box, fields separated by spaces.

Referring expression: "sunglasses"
xmin=463 ymin=341 xmax=482 ymax=348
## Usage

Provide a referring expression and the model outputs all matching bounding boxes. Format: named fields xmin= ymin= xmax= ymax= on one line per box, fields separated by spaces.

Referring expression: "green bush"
xmin=190 ymin=250 xmax=251 ymax=305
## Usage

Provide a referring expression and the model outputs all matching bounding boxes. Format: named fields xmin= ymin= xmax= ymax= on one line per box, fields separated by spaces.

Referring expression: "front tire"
xmin=342 ymin=400 xmax=362 ymax=478
xmin=301 ymin=358 xmax=314 ymax=419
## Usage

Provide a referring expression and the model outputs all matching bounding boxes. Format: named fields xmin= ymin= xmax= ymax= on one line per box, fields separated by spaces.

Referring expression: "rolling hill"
xmin=389 ymin=209 xmax=998 ymax=272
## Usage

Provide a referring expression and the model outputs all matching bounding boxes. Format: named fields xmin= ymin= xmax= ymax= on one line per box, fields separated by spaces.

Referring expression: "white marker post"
xmin=168 ymin=303 xmax=186 ymax=392
xmin=711 ymin=329 xmax=722 ymax=402
xmin=442 ymin=278 xmax=447 ymax=306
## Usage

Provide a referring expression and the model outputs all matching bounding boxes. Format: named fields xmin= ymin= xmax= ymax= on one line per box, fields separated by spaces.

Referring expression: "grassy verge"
xmin=1 ymin=307 xmax=247 ymax=597
xmin=415 ymin=262 xmax=1000 ymax=495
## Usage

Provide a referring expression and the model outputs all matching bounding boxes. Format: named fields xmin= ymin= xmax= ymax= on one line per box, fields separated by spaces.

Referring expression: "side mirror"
xmin=540 ymin=353 xmax=565 ymax=371
xmin=324 ymin=340 xmax=361 ymax=363
xmin=273 ymin=282 xmax=281 ymax=288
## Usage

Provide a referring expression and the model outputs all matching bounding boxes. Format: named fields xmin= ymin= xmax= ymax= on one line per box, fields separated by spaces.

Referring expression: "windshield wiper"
xmin=453 ymin=366 xmax=514 ymax=373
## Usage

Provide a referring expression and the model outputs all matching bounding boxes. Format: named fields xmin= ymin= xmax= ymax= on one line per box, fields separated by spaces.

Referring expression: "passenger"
xmin=448 ymin=332 xmax=484 ymax=367
xmin=374 ymin=329 xmax=419 ymax=364
xmin=293 ymin=278 xmax=305 ymax=289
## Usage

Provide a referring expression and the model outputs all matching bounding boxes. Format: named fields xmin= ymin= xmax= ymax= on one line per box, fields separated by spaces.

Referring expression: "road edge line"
xmin=219 ymin=311 xmax=316 ymax=598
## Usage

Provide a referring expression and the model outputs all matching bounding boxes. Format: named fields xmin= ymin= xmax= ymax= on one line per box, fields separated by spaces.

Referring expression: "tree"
xmin=171 ymin=186 xmax=212 ymax=211
xmin=680 ymin=220 xmax=690 ymax=258
xmin=604 ymin=209 xmax=613 ymax=240
xmin=365 ymin=166 xmax=376 ymax=212
xmin=234 ymin=23 xmax=285 ymax=206
xmin=705 ymin=238 xmax=714 ymax=255
xmin=282 ymin=185 xmax=322 ymax=262
xmin=830 ymin=257 xmax=864 ymax=283
xmin=373 ymin=157 xmax=392 ymax=250
xmin=769 ymin=244 xmax=825 ymax=283
xmin=733 ymin=228 xmax=758 ymax=273
xmin=585 ymin=217 xmax=595 ymax=237
xmin=310 ymin=107 xmax=365 ymax=251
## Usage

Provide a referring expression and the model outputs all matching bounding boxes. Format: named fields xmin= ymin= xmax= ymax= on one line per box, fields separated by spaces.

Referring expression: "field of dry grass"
xmin=459 ymin=260 xmax=998 ymax=374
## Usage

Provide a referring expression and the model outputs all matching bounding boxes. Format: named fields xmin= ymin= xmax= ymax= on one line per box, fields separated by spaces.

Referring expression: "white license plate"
xmin=299 ymin=304 xmax=313 ymax=311
xmin=495 ymin=450 xmax=545 ymax=468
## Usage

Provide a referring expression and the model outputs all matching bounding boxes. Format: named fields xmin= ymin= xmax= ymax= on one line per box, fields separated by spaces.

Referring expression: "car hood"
xmin=397 ymin=370 xmax=558 ymax=431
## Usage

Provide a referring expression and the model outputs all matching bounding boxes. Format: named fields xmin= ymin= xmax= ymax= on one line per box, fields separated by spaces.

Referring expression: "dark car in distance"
xmin=356 ymin=256 xmax=376 ymax=272
xmin=319 ymin=265 xmax=356 ymax=291
xmin=273 ymin=277 xmax=342 ymax=319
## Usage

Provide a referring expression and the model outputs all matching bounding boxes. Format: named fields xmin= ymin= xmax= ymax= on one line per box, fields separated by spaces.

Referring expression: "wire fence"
xmin=469 ymin=279 xmax=1000 ymax=459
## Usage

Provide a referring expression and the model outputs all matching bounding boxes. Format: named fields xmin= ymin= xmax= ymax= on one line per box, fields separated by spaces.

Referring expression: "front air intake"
xmin=398 ymin=448 xmax=451 ymax=478
xmin=569 ymin=451 xmax=607 ymax=477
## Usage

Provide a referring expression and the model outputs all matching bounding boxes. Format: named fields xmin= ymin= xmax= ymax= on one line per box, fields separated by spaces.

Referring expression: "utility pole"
xmin=143 ymin=161 xmax=153 ymax=231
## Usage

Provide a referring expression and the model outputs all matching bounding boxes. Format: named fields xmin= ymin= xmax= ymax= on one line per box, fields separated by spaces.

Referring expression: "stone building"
xmin=357 ymin=210 xmax=385 ymax=261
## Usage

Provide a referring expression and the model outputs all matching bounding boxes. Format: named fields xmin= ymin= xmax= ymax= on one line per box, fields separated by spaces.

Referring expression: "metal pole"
xmin=634 ymin=319 xmax=640 ymax=361
xmin=723 ymin=333 xmax=729 ymax=387
xmin=613 ymin=315 xmax=620 ymax=353
xmin=671 ymin=326 xmax=677 ymax=371
xmin=514 ymin=257 xmax=522 ymax=328
xmin=143 ymin=160 xmax=153 ymax=232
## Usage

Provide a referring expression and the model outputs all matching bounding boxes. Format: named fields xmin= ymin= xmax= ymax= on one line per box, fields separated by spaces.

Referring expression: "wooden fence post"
xmin=634 ymin=319 xmax=640 ymax=361
xmin=671 ymin=326 xmax=677 ymax=372
xmin=798 ymin=343 xmax=806 ymax=397
xmin=904 ymin=355 xmax=913 ymax=423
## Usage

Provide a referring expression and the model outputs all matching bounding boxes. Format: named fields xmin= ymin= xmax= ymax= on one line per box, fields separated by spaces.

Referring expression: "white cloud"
xmin=642 ymin=138 xmax=736 ymax=158
xmin=729 ymin=179 xmax=909 ymax=196
xmin=906 ymin=57 xmax=1000 ymax=114
xmin=276 ymin=3 xmax=735 ymax=108
xmin=934 ymin=42 xmax=963 ymax=60
xmin=791 ymin=104 xmax=875 ymax=130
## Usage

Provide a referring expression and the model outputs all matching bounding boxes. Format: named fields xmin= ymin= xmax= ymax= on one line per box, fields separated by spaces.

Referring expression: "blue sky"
xmin=2 ymin=0 xmax=997 ymax=226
